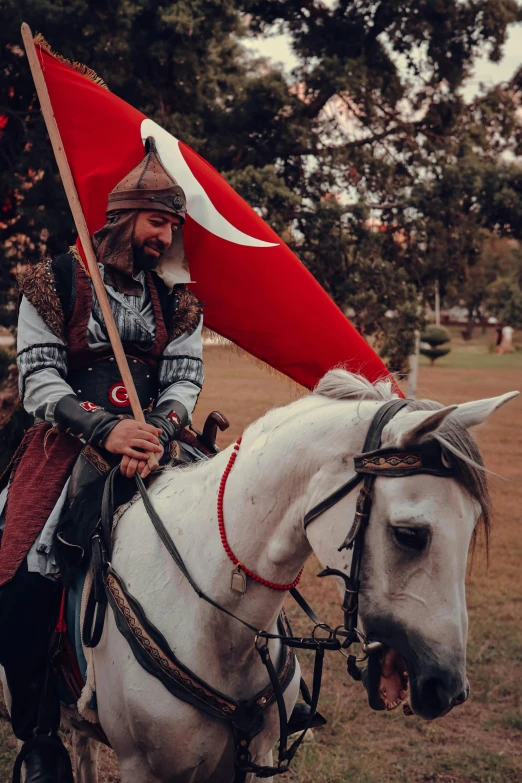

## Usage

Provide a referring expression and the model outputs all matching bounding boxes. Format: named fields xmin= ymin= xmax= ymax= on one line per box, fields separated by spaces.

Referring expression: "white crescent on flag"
xmin=141 ymin=119 xmax=279 ymax=249
xmin=34 ymin=39 xmax=394 ymax=390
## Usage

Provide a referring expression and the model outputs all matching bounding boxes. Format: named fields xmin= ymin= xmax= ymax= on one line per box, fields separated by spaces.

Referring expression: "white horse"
xmin=9 ymin=370 xmax=520 ymax=782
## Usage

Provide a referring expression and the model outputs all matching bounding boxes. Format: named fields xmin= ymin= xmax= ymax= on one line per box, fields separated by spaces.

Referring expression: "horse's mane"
xmin=314 ymin=369 xmax=492 ymax=554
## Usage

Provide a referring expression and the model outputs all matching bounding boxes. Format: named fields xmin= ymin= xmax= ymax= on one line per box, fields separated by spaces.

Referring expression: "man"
xmin=0 ymin=139 xmax=204 ymax=782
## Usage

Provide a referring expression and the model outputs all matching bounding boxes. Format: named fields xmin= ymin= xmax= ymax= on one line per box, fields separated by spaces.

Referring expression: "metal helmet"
xmin=106 ymin=137 xmax=186 ymax=222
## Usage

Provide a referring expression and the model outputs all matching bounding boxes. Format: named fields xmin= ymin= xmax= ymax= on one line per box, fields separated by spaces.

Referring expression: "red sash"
xmin=0 ymin=423 xmax=82 ymax=586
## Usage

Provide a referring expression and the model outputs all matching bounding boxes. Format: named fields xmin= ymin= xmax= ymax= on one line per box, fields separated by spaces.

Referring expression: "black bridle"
xmin=304 ymin=398 xmax=454 ymax=678
xmin=304 ymin=399 xmax=409 ymax=652
xmin=82 ymin=397 xmax=455 ymax=781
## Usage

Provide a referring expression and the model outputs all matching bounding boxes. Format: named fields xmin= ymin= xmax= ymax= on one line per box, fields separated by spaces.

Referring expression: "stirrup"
xmin=12 ymin=734 xmax=74 ymax=783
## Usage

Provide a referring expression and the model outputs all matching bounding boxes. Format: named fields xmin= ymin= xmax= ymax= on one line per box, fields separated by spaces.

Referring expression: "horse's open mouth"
xmin=378 ymin=646 xmax=411 ymax=712
xmin=363 ymin=644 xmax=412 ymax=714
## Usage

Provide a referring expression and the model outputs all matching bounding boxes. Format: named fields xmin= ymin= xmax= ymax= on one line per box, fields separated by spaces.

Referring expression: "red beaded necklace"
xmin=218 ymin=437 xmax=303 ymax=591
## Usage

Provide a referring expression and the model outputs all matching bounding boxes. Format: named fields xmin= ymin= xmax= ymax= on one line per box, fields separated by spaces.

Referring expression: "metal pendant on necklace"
xmin=231 ymin=565 xmax=247 ymax=594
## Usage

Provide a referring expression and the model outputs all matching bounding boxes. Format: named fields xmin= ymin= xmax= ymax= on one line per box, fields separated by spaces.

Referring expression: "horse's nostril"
xmin=454 ymin=688 xmax=468 ymax=706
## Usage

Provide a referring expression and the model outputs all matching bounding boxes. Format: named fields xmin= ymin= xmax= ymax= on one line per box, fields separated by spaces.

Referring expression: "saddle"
xmin=55 ymin=412 xmax=230 ymax=578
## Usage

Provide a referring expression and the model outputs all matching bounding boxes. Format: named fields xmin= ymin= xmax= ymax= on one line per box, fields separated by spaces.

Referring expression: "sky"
xmin=243 ymin=22 xmax=522 ymax=101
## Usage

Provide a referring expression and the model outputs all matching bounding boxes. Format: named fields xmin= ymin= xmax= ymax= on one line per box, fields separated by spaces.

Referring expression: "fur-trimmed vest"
xmin=17 ymin=250 xmax=202 ymax=370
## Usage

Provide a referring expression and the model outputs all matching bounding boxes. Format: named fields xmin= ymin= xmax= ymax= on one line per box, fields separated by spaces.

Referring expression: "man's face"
xmin=132 ymin=210 xmax=182 ymax=270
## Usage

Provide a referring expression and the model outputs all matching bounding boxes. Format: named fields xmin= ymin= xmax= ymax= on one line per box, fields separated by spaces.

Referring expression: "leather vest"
xmin=17 ymin=252 xmax=203 ymax=414
xmin=64 ymin=261 xmax=168 ymax=413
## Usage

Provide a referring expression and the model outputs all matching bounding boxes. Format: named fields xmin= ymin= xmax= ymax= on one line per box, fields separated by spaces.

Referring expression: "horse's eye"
xmin=392 ymin=526 xmax=429 ymax=552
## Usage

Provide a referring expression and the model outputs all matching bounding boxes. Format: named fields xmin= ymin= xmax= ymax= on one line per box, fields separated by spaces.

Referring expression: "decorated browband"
xmin=354 ymin=440 xmax=454 ymax=479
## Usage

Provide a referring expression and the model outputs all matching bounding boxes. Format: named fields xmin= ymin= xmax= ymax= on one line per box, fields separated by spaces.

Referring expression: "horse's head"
xmin=305 ymin=372 xmax=518 ymax=721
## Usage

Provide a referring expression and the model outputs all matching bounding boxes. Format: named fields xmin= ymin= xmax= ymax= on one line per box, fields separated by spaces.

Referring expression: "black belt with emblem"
xmin=67 ymin=356 xmax=157 ymax=414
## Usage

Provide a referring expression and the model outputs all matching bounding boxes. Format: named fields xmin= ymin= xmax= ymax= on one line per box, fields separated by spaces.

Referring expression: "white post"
xmin=435 ymin=279 xmax=440 ymax=326
xmin=407 ymin=329 xmax=420 ymax=399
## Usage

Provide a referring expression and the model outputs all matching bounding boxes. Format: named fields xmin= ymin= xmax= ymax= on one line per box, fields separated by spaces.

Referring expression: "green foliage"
xmin=2 ymin=0 xmax=522 ymax=371
xmin=420 ymin=325 xmax=452 ymax=347
xmin=0 ymin=406 xmax=32 ymax=475
xmin=420 ymin=325 xmax=452 ymax=365
xmin=487 ymin=276 xmax=522 ymax=327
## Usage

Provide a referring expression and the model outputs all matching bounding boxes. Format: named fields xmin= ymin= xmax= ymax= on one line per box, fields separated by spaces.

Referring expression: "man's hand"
xmin=120 ymin=450 xmax=164 ymax=479
xmin=103 ymin=419 xmax=163 ymax=459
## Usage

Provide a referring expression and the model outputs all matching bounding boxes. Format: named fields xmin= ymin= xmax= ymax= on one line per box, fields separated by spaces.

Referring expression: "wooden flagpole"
xmin=21 ymin=23 xmax=159 ymax=468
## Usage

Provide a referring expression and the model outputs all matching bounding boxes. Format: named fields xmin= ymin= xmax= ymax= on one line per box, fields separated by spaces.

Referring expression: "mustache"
xmin=145 ymin=238 xmax=166 ymax=253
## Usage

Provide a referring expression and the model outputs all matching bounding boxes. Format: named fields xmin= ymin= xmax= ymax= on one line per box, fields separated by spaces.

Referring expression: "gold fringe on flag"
xmin=202 ymin=328 xmax=305 ymax=396
xmin=33 ymin=33 xmax=109 ymax=90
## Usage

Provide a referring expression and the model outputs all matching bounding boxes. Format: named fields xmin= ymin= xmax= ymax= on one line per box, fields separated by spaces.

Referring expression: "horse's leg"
xmin=1 ymin=668 xmax=25 ymax=781
xmin=0 ymin=665 xmax=11 ymax=714
xmin=71 ymin=730 xmax=100 ymax=783
xmin=119 ymin=755 xmax=166 ymax=783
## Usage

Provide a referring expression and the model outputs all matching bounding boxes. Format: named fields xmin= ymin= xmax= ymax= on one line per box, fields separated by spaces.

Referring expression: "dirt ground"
xmin=1 ymin=346 xmax=521 ymax=782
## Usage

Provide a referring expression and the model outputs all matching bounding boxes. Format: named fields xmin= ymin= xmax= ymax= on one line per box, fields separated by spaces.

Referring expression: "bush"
xmin=0 ymin=406 xmax=33 ymax=475
xmin=0 ymin=348 xmax=12 ymax=384
xmin=420 ymin=325 xmax=452 ymax=366
xmin=421 ymin=325 xmax=451 ymax=346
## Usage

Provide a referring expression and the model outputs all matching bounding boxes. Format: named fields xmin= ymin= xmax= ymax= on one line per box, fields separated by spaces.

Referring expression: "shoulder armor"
xmin=17 ymin=259 xmax=65 ymax=340
xmin=169 ymin=285 xmax=203 ymax=341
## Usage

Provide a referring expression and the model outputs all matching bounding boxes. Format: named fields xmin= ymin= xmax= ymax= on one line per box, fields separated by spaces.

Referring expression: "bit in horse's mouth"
xmin=378 ymin=646 xmax=410 ymax=713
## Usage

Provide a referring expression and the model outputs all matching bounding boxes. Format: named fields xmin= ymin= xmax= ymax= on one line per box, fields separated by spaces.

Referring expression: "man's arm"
xmin=18 ymin=295 xmax=162 ymax=467
xmin=134 ymin=315 xmax=204 ymax=478
xmin=17 ymin=295 xmax=74 ymax=421
xmin=157 ymin=313 xmax=205 ymax=422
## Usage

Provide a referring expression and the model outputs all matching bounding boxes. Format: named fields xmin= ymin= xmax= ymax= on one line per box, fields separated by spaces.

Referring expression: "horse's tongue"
xmin=380 ymin=648 xmax=406 ymax=709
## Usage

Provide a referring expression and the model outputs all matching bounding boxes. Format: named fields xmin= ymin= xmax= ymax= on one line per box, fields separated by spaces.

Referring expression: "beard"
xmin=133 ymin=241 xmax=164 ymax=271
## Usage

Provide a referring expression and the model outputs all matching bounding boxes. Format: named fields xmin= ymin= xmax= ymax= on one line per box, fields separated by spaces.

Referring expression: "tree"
xmin=241 ymin=0 xmax=522 ymax=366
xmin=2 ymin=0 xmax=522 ymax=373
xmin=486 ymin=245 xmax=522 ymax=327
xmin=444 ymin=235 xmax=522 ymax=337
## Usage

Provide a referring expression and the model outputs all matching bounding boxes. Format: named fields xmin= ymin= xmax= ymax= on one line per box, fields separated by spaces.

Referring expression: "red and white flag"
xmin=32 ymin=38 xmax=394 ymax=391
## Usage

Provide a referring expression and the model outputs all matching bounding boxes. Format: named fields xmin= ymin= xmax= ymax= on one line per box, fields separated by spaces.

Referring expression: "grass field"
xmin=419 ymin=325 xmax=522 ymax=371
xmin=1 ymin=344 xmax=521 ymax=783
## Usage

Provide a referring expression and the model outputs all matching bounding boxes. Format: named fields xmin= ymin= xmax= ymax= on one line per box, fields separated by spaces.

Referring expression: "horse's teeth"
xmin=380 ymin=687 xmax=387 ymax=696
xmin=402 ymin=671 xmax=408 ymax=679
xmin=399 ymin=689 xmax=407 ymax=699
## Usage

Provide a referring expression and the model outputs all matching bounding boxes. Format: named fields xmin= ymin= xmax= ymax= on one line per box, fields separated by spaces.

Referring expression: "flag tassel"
xmin=33 ymin=33 xmax=108 ymax=90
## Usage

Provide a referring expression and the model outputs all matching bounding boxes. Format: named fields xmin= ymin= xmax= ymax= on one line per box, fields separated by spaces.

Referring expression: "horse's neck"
xmin=144 ymin=437 xmax=311 ymax=638
xmin=124 ymin=397 xmax=376 ymax=661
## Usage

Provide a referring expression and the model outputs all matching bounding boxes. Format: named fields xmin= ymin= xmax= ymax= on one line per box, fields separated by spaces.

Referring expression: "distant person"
xmin=495 ymin=324 xmax=503 ymax=354
xmin=499 ymin=324 xmax=514 ymax=354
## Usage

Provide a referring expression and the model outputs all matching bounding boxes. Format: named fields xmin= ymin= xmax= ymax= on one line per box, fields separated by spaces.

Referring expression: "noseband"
xmin=303 ymin=398 xmax=453 ymax=678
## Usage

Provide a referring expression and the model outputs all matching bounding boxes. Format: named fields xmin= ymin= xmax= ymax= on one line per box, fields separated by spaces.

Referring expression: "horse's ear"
xmin=448 ymin=391 xmax=519 ymax=430
xmin=383 ymin=406 xmax=458 ymax=448
xmin=383 ymin=391 xmax=520 ymax=447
